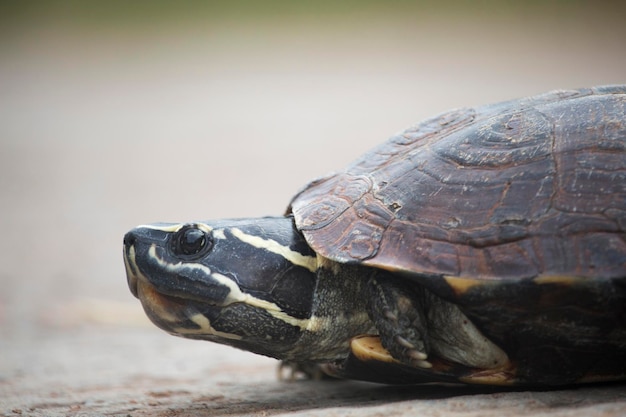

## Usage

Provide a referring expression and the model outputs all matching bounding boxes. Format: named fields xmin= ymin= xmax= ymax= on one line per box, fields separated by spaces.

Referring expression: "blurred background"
xmin=0 ymin=0 xmax=625 ymax=410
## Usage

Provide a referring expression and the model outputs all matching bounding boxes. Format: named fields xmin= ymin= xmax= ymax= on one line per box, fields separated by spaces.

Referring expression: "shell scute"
xmin=348 ymin=107 xmax=476 ymax=174
xmin=438 ymin=108 xmax=553 ymax=169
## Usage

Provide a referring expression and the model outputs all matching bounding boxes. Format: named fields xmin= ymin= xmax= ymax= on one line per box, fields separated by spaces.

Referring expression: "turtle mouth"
xmin=135 ymin=279 xmax=204 ymax=335
xmin=136 ymin=278 xmax=189 ymax=317
xmin=132 ymin=272 xmax=246 ymax=342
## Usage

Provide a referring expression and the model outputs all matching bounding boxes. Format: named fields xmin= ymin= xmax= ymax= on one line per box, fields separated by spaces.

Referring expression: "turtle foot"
xmin=366 ymin=275 xmax=432 ymax=369
xmin=278 ymin=361 xmax=329 ymax=381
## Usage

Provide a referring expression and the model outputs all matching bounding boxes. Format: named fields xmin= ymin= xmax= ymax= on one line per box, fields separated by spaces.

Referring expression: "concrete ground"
xmin=1 ymin=3 xmax=625 ymax=416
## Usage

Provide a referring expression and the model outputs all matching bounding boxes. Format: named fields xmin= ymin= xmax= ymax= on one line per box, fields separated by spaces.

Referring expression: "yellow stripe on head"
xmin=230 ymin=227 xmax=318 ymax=273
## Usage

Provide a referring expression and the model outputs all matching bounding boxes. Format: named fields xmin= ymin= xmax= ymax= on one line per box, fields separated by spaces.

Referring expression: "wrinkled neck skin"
xmin=284 ymin=260 xmax=378 ymax=363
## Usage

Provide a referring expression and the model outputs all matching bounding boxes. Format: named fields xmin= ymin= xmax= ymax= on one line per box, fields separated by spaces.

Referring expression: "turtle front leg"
xmin=367 ymin=271 xmax=510 ymax=370
xmin=366 ymin=274 xmax=433 ymax=368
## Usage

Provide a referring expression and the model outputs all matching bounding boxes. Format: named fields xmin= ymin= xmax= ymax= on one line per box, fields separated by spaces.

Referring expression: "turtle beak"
xmin=123 ymin=225 xmax=175 ymax=298
xmin=123 ymin=231 xmax=140 ymax=298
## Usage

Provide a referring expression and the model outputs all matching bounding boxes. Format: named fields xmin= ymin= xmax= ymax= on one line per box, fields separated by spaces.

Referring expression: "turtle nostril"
xmin=123 ymin=231 xmax=137 ymax=248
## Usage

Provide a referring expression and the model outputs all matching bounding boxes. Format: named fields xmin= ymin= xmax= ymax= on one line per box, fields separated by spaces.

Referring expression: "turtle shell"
xmin=288 ymin=85 xmax=626 ymax=385
xmin=289 ymin=85 xmax=626 ymax=281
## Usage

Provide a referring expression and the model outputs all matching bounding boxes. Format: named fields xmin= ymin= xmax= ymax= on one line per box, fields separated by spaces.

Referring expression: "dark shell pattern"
xmin=290 ymin=85 xmax=626 ymax=282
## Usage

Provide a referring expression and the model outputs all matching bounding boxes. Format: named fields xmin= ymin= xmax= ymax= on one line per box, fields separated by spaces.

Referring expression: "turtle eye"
xmin=172 ymin=225 xmax=212 ymax=258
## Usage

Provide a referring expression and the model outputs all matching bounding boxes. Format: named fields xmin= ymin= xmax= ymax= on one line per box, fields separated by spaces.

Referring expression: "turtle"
xmin=123 ymin=85 xmax=626 ymax=386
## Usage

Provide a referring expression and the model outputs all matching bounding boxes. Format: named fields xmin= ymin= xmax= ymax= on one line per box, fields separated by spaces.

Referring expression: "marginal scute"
xmin=443 ymin=275 xmax=488 ymax=296
xmin=291 ymin=174 xmax=371 ymax=231
xmin=533 ymin=275 xmax=587 ymax=285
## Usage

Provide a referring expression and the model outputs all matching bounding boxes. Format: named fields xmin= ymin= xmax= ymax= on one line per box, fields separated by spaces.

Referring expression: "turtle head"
xmin=123 ymin=216 xmax=319 ymax=359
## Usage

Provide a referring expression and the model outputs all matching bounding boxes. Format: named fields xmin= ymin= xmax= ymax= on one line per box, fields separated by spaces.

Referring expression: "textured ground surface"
xmin=1 ymin=3 xmax=626 ymax=416
xmin=3 ymin=327 xmax=626 ymax=417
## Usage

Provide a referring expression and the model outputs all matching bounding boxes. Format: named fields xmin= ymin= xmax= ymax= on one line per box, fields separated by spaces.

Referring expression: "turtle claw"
xmin=406 ymin=346 xmax=428 ymax=361
xmin=367 ymin=275 xmax=431 ymax=369
xmin=397 ymin=335 xmax=429 ymax=365
xmin=396 ymin=335 xmax=417 ymax=350
xmin=402 ymin=338 xmax=431 ymax=367
xmin=415 ymin=360 xmax=433 ymax=369
xmin=408 ymin=350 xmax=432 ymax=368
